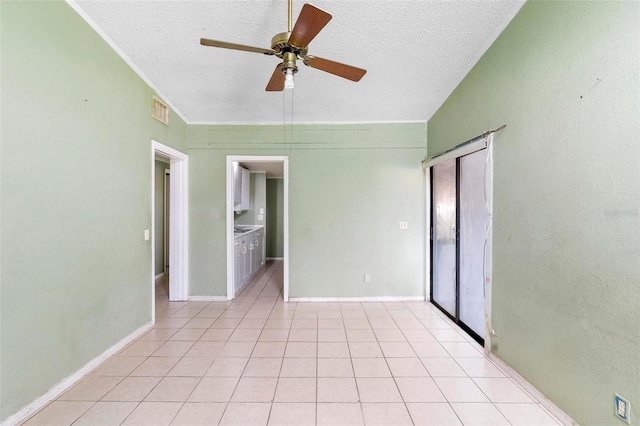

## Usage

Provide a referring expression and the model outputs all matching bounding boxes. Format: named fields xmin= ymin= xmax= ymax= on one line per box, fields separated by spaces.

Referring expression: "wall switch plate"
xmin=615 ymin=394 xmax=631 ymax=424
xmin=258 ymin=214 xmax=264 ymax=221
xmin=144 ymin=229 xmax=150 ymax=241
xmin=364 ymin=273 xmax=372 ymax=283
xmin=399 ymin=221 xmax=408 ymax=230
xmin=259 ymin=208 xmax=264 ymax=214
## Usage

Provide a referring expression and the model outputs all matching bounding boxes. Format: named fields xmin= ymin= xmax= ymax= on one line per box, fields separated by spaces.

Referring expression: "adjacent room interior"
xmin=1 ymin=1 xmax=638 ymax=425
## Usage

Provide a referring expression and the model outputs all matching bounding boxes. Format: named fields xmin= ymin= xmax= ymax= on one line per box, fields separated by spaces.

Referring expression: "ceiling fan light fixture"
xmin=200 ymin=2 xmax=367 ymax=91
xmin=284 ymin=69 xmax=295 ymax=89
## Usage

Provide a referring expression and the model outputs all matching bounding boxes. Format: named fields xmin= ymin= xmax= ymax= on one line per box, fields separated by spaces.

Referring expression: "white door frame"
xmin=152 ymin=141 xmax=189 ymax=318
xmin=226 ymin=156 xmax=289 ymax=301
xmin=163 ymin=169 xmax=170 ymax=275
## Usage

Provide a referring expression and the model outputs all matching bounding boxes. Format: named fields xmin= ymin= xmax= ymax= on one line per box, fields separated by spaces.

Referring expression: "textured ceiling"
xmin=71 ymin=0 xmax=524 ymax=124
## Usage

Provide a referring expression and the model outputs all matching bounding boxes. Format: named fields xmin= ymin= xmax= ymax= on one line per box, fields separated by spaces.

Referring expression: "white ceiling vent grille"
xmin=152 ymin=97 xmax=169 ymax=125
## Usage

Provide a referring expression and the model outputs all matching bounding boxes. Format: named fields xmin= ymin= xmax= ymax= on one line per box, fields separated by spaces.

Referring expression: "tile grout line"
xmin=165 ymin=293 xmax=220 ymax=425
xmin=31 ymin=261 xmax=559 ymax=426
xmin=380 ymin=301 xmax=417 ymax=425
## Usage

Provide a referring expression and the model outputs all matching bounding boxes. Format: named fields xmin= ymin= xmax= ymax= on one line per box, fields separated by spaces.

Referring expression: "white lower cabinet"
xmin=234 ymin=227 xmax=265 ymax=294
xmin=234 ymin=238 xmax=244 ymax=294
xmin=252 ymin=230 xmax=264 ymax=272
xmin=245 ymin=242 xmax=254 ymax=281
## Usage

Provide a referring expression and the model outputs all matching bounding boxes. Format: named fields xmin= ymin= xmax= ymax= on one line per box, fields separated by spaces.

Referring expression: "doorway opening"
xmin=226 ymin=156 xmax=289 ymax=301
xmin=151 ymin=140 xmax=189 ymax=322
xmin=153 ymin=158 xmax=170 ymax=303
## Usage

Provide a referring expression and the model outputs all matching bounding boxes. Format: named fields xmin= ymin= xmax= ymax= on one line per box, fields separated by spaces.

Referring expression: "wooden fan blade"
xmin=304 ymin=56 xmax=367 ymax=82
xmin=266 ymin=64 xmax=285 ymax=91
xmin=288 ymin=4 xmax=332 ymax=48
xmin=200 ymin=38 xmax=275 ymax=55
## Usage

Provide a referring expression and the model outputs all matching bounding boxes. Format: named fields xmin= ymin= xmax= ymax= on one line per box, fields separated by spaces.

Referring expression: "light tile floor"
xmin=23 ymin=261 xmax=562 ymax=425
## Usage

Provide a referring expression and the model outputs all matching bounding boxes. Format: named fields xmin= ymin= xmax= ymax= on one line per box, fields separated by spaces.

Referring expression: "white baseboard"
xmin=266 ymin=257 xmax=284 ymax=260
xmin=154 ymin=272 xmax=165 ymax=279
xmin=188 ymin=296 xmax=229 ymax=302
xmin=289 ymin=296 xmax=425 ymax=303
xmin=488 ymin=353 xmax=577 ymax=426
xmin=1 ymin=321 xmax=153 ymax=426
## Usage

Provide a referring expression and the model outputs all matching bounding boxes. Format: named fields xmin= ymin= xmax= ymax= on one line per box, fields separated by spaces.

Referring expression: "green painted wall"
xmin=266 ymin=178 xmax=284 ymax=258
xmin=0 ymin=1 xmax=187 ymax=421
xmin=427 ymin=2 xmax=639 ymax=425
xmin=154 ymin=160 xmax=168 ymax=275
xmin=187 ymin=123 xmax=427 ymax=298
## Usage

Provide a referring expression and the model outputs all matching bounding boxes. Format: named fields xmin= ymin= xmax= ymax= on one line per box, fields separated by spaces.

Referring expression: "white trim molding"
xmin=283 ymin=159 xmax=290 ymax=302
xmin=488 ymin=353 xmax=577 ymax=426
xmin=289 ymin=296 xmax=426 ymax=303
xmin=1 ymin=322 xmax=152 ymax=426
xmin=154 ymin=272 xmax=165 ymax=280
xmin=188 ymin=296 xmax=229 ymax=302
xmin=188 ymin=119 xmax=428 ymax=126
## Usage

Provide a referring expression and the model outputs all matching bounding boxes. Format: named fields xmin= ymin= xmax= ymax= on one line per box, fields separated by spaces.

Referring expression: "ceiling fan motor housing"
xmin=270 ymin=32 xmax=291 ymax=53
xmin=271 ymin=32 xmax=306 ymax=73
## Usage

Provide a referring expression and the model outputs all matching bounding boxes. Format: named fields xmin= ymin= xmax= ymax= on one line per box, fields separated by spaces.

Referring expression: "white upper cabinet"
xmin=233 ymin=162 xmax=251 ymax=212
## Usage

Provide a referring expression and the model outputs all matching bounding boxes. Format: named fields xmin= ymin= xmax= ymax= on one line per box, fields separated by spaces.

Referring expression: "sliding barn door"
xmin=430 ymin=149 xmax=490 ymax=344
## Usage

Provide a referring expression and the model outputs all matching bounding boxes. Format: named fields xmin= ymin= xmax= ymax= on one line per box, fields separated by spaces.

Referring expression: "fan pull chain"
xmin=288 ymin=87 xmax=295 ymax=158
xmin=282 ymin=87 xmax=294 ymax=158
xmin=282 ymin=89 xmax=287 ymax=157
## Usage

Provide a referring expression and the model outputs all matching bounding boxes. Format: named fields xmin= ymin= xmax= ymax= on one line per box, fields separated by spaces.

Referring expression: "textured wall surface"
xmin=187 ymin=123 xmax=427 ymax=298
xmin=0 ymin=2 xmax=187 ymax=421
xmin=427 ymin=2 xmax=640 ymax=424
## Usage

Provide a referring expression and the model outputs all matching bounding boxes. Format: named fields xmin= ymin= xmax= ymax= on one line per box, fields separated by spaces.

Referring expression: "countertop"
xmin=233 ymin=225 xmax=264 ymax=238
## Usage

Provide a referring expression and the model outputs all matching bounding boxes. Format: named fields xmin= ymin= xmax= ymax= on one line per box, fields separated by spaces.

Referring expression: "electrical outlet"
xmin=258 ymin=214 xmax=264 ymax=221
xmin=399 ymin=221 xmax=408 ymax=230
xmin=615 ymin=394 xmax=631 ymax=424
xmin=144 ymin=229 xmax=150 ymax=241
xmin=364 ymin=273 xmax=372 ymax=283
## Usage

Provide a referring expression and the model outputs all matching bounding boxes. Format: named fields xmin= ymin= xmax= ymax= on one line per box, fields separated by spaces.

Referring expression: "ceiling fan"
xmin=200 ymin=0 xmax=367 ymax=91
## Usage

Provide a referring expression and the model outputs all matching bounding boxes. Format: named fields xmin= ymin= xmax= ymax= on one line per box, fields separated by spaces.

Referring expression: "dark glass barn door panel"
xmin=431 ymin=159 xmax=457 ymax=317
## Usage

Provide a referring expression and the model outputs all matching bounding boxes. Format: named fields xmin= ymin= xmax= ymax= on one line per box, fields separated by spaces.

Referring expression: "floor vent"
xmin=152 ymin=97 xmax=169 ymax=125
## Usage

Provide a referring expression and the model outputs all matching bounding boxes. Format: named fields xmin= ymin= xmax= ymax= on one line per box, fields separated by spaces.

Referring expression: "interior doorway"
xmin=153 ymin=159 xmax=170 ymax=305
xmin=153 ymin=159 xmax=170 ymax=282
xmin=226 ymin=156 xmax=289 ymax=301
xmin=151 ymin=140 xmax=189 ymax=321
